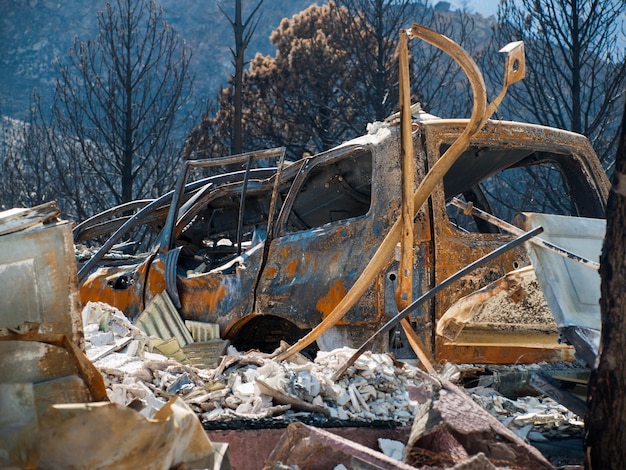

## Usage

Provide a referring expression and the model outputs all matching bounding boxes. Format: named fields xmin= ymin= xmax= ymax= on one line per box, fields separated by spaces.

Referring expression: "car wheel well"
xmin=228 ymin=315 xmax=319 ymax=359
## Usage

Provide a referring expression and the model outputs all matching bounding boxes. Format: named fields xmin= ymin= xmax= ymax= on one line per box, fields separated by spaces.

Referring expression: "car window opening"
xmin=443 ymin=145 xmax=602 ymax=234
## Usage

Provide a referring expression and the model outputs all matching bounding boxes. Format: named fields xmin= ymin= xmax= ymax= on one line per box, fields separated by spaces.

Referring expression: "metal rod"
xmin=253 ymin=148 xmax=287 ymax=305
xmin=450 ymin=197 xmax=599 ymax=270
xmin=236 ymin=154 xmax=253 ymax=255
xmin=331 ymin=225 xmax=544 ymax=381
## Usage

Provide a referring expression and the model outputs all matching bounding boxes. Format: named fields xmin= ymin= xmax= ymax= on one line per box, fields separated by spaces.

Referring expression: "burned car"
xmin=75 ymin=114 xmax=609 ymax=363
xmin=75 ymin=25 xmax=610 ymax=365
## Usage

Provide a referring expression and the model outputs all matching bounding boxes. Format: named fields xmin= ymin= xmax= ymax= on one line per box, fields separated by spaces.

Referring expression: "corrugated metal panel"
xmin=182 ymin=339 xmax=230 ymax=369
xmin=185 ymin=320 xmax=220 ymax=342
xmin=134 ymin=291 xmax=194 ymax=346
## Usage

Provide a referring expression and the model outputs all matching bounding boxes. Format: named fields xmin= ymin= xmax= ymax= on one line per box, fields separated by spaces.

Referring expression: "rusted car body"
xmin=75 ymin=114 xmax=609 ymax=363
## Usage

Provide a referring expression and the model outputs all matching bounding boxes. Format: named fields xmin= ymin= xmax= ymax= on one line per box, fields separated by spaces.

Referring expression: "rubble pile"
xmin=83 ymin=302 xmax=584 ymax=445
xmin=440 ymin=363 xmax=585 ymax=444
xmin=469 ymin=386 xmax=584 ymax=443
xmin=84 ymin=302 xmax=422 ymax=426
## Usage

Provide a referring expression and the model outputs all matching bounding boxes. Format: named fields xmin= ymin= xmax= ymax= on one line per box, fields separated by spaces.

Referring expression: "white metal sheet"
xmin=522 ymin=212 xmax=604 ymax=330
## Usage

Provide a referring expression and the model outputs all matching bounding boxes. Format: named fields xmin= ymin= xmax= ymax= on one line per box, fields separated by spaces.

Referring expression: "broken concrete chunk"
xmin=166 ymin=373 xmax=194 ymax=394
xmin=89 ymin=330 xmax=115 ymax=347
xmin=405 ymin=376 xmax=553 ymax=469
xmin=377 ymin=438 xmax=405 ymax=461
xmin=264 ymin=422 xmax=417 ymax=470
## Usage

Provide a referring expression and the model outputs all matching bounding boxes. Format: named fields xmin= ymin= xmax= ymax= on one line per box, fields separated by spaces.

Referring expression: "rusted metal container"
xmin=0 ymin=203 xmax=83 ymax=345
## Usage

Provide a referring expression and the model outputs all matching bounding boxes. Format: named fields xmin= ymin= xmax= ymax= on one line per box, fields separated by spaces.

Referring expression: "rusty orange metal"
xmin=76 ymin=117 xmax=609 ymax=364
xmin=439 ymin=340 xmax=576 ymax=365
xmin=316 ymin=280 xmax=347 ymax=319
xmin=74 ymin=23 xmax=612 ymax=364
xmin=286 ymin=259 xmax=299 ymax=278
xmin=79 ymin=259 xmax=151 ymax=316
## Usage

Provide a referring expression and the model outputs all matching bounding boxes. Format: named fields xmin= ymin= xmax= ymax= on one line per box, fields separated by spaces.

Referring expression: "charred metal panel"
xmin=164 ymin=246 xmax=182 ymax=308
xmin=0 ymin=206 xmax=82 ymax=346
xmin=172 ymin=242 xmax=263 ymax=337
xmin=0 ymin=382 xmax=38 ymax=468
xmin=418 ymin=119 xmax=610 ymax=363
xmin=431 ymin=209 xmax=528 ymax=359
xmin=439 ymin=340 xmax=575 ymax=364
xmin=430 ymin=230 xmax=547 ymax=365
xmin=0 ymin=341 xmax=81 ymax=382
xmin=254 ymin=132 xmax=403 ymax=349
xmin=382 ymin=242 xmax=433 ymax=357
xmin=0 ymin=205 xmax=96 ymax=463
xmin=80 ymin=257 xmax=152 ymax=320
xmin=257 ymin=220 xmax=384 ymax=329
xmin=33 ymin=375 xmax=92 ymax=418
xmin=561 ymin=326 xmax=599 ymax=367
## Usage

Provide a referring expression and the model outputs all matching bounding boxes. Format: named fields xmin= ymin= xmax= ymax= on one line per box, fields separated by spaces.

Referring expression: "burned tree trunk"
xmin=585 ymin=100 xmax=626 ymax=467
xmin=220 ymin=0 xmax=264 ymax=156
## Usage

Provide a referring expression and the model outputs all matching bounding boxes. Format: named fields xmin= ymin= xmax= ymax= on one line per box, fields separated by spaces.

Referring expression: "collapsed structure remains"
xmin=0 ymin=24 xmax=610 ymax=469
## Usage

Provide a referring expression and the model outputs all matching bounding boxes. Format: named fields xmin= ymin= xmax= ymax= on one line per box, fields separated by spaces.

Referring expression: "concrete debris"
xmin=405 ymin=375 xmax=553 ymax=469
xmin=85 ymin=302 xmax=423 ymax=426
xmin=85 ymin=301 xmax=584 ymax=468
xmin=264 ymin=422 xmax=417 ymax=470
xmin=378 ymin=438 xmax=406 ymax=460
xmin=469 ymin=387 xmax=584 ymax=442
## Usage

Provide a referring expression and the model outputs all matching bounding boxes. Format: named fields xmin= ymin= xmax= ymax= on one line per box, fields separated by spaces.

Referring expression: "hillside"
xmin=0 ymin=0 xmax=315 ymax=118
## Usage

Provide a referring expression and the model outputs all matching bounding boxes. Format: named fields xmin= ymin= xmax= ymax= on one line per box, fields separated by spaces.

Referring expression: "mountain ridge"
xmin=0 ymin=0 xmax=315 ymax=118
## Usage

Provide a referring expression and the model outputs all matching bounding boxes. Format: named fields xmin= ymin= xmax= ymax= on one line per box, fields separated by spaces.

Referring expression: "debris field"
xmin=85 ymin=301 xmax=585 ymax=469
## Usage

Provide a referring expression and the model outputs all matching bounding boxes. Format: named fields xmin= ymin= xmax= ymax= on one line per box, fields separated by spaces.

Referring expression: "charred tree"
xmin=29 ymin=0 xmax=193 ymax=220
xmin=0 ymin=106 xmax=53 ymax=211
xmin=219 ymin=0 xmax=264 ymax=156
xmin=332 ymin=0 xmax=411 ymax=122
xmin=188 ymin=1 xmax=477 ymax=161
xmin=584 ymin=96 xmax=626 ymax=468
xmin=490 ymin=0 xmax=626 ymax=168
xmin=187 ymin=3 xmax=366 ymax=160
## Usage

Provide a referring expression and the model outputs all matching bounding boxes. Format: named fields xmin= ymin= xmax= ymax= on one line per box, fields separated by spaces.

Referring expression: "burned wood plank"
xmin=255 ymin=378 xmax=330 ymax=416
